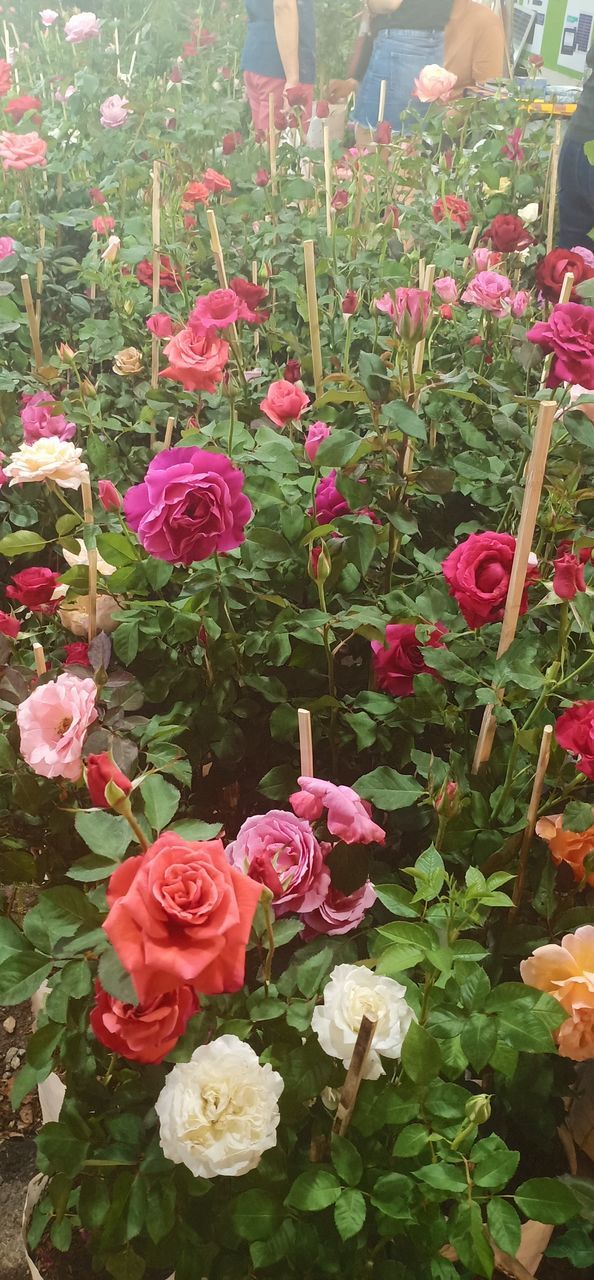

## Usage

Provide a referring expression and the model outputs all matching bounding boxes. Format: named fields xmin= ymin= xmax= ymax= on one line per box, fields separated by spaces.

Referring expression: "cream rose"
xmin=5 ymin=438 xmax=88 ymax=490
xmin=155 ymin=1035 xmax=283 ymax=1178
xmin=312 ymin=963 xmax=415 ymax=1081
xmin=61 ymin=538 xmax=116 ymax=577
xmin=113 ymin=346 xmax=143 ymax=375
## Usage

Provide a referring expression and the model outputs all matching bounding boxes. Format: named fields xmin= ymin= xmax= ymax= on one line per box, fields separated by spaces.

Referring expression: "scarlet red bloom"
xmin=182 ymin=180 xmax=210 ymax=208
xmin=63 ymin=642 xmax=90 ymax=667
xmin=90 ymin=980 xmax=198 ymax=1064
xmin=222 ymin=130 xmax=242 ymax=155
xmin=432 ymin=195 xmax=472 ymax=232
xmin=371 ymin=623 xmax=446 ymax=697
xmin=440 ymin=303 xmax=453 ymax=320
xmin=285 ymin=84 xmax=310 ymax=108
xmin=89 ymin=186 xmax=106 ymax=205
xmin=553 ymin=551 xmax=587 ymax=600
xmin=316 ymin=100 xmax=330 ymax=118
xmin=6 ymin=567 xmax=61 ymax=615
xmin=556 ymin=702 xmax=594 ymax=780
xmin=481 ymin=214 xmax=534 ymax=253
xmin=255 ymin=167 xmax=270 ymax=187
xmin=284 ymin=358 xmax=302 ymax=383
xmin=375 ymin=121 xmax=392 ymax=145
xmin=228 ymin=276 xmax=269 ymax=323
xmin=536 ymin=248 xmax=594 ymax=303
xmin=0 ymin=610 xmax=20 ymax=639
xmin=86 ymin=752 xmax=133 ymax=808
xmin=136 ymin=255 xmax=185 ymax=293
xmin=202 ymin=168 xmax=231 ymax=194
xmin=92 ymin=215 xmax=115 ymax=235
xmin=98 ymin=479 xmax=122 ymax=512
xmin=342 ymin=290 xmax=358 ymax=315
xmin=3 ymin=96 xmax=42 ymax=126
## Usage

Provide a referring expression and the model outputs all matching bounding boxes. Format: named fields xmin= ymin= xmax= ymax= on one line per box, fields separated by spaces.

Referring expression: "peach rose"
xmin=557 ymin=1005 xmax=594 ymax=1061
xmin=0 ymin=131 xmax=47 ymax=171
xmin=521 ymin=925 xmax=594 ymax=1015
xmin=536 ymin=812 xmax=594 ymax=887
xmin=17 ymin=673 xmax=98 ymax=781
xmin=59 ymin=594 xmax=120 ymax=637
xmin=413 ymin=65 xmax=457 ymax=104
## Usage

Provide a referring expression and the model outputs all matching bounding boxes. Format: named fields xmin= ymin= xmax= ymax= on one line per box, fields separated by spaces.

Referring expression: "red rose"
xmin=536 ymin=248 xmax=594 ymax=303
xmin=98 ymin=479 xmax=122 ymax=511
xmin=440 ymin=304 xmax=453 ymax=320
xmin=136 ymin=255 xmax=185 ymax=293
xmin=316 ymin=100 xmax=330 ymax=119
xmin=3 ymin=96 xmax=42 ymax=126
xmin=375 ymin=121 xmax=392 ymax=145
xmin=92 ymin=215 xmax=115 ymax=236
xmin=332 ymin=189 xmax=349 ymax=211
xmin=284 ymin=358 xmax=302 ymax=383
xmin=86 ymin=753 xmax=132 ymax=808
xmin=222 ymin=130 xmax=242 ymax=155
xmin=442 ymin=531 xmax=538 ymax=628
xmin=255 ymin=167 xmax=270 ymax=187
xmin=182 ymin=180 xmax=210 ymax=208
xmin=433 ymin=196 xmax=472 ymax=231
xmin=553 ymin=551 xmax=587 ymax=600
xmin=371 ymin=623 xmax=445 ymax=696
xmin=103 ymin=833 xmax=263 ymax=1001
xmin=90 ymin=980 xmax=198 ymax=1064
xmin=556 ymin=702 xmax=594 ymax=779
xmin=229 ymin=276 xmax=269 ymax=323
xmin=342 ymin=290 xmax=358 ymax=315
xmin=0 ymin=610 xmax=20 ymax=639
xmin=527 ymin=303 xmax=594 ymax=390
xmin=6 ymin=567 xmax=61 ymax=615
xmin=202 ymin=168 xmax=231 ymax=194
xmin=89 ymin=187 xmax=106 ymax=205
xmin=481 ymin=214 xmax=534 ymax=252
xmin=260 ymin=379 xmax=309 ymax=427
xmin=285 ymin=83 xmax=310 ymax=108
xmin=64 ymin=642 xmax=90 ymax=667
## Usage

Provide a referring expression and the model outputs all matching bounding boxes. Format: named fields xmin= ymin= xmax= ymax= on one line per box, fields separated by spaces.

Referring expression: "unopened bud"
xmin=309 ymin=541 xmax=331 ymax=585
xmin=465 ymin=1094 xmax=491 ymax=1126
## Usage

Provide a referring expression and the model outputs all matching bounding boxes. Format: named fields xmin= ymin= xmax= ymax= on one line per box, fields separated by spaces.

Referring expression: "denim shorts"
xmin=353 ymin=28 xmax=445 ymax=133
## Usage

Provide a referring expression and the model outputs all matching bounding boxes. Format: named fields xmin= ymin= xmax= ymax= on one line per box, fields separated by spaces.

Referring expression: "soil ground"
xmin=0 ymin=999 xmax=40 ymax=1280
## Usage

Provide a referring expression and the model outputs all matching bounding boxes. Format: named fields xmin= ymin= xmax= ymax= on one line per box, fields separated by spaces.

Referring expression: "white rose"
xmin=62 ymin=538 xmax=116 ymax=577
xmin=155 ymin=1035 xmax=284 ymax=1178
xmin=518 ymin=202 xmax=539 ymax=225
xmin=311 ymin=963 xmax=415 ymax=1081
xmin=5 ymin=438 xmax=88 ymax=490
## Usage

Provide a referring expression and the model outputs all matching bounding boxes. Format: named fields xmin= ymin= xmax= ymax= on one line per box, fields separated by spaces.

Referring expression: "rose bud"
xmin=394 ymin=287 xmax=431 ymax=344
xmin=0 ymin=610 xmax=20 ymax=639
xmin=308 ymin=542 xmax=331 ymax=584
xmin=439 ymin=304 xmax=453 ymax=320
xmin=434 ymin=780 xmax=460 ymax=817
xmin=342 ymin=290 xmax=358 ymax=315
xmin=255 ymin=167 xmax=270 ymax=187
xmin=332 ymin=189 xmax=349 ymax=210
xmin=86 ymin=752 xmax=132 ymax=809
xmin=375 ymin=121 xmax=392 ymax=145
xmin=468 ymin=335 xmax=482 ymax=348
xmin=98 ymin=479 xmax=122 ymax=512
xmin=284 ymin=358 xmax=302 ymax=383
xmin=57 ymin=342 xmax=76 ymax=362
xmin=316 ymin=99 xmax=330 ymax=118
xmin=383 ymin=204 xmax=399 ymax=229
xmin=553 ymin=550 xmax=587 ymax=601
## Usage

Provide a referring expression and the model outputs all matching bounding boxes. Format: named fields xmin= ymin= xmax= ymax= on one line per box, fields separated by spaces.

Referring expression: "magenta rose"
xmin=301 ymin=880 xmax=376 ymax=936
xmin=226 ymin=810 xmax=330 ymax=916
xmin=20 ymin=391 xmax=76 ymax=444
xmin=527 ymin=304 xmax=594 ymax=390
xmin=555 ymin=702 xmax=594 ymax=779
xmin=314 ymin=470 xmax=351 ymax=523
xmin=371 ymin=623 xmax=446 ymax=696
xmin=442 ymin=531 xmax=538 ymax=628
xmin=124 ymin=446 xmax=252 ymax=565
xmin=305 ymin=421 xmax=331 ymax=463
xmin=189 ymin=288 xmax=242 ymax=331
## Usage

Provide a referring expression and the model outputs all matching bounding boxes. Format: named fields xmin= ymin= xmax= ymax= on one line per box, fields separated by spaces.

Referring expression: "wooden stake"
xmin=558 ymin=270 xmax=574 ymax=305
xmin=377 ymin=79 xmax=387 ymax=125
xmin=297 ymin=707 xmax=314 ymax=777
xmin=89 ymin=231 xmax=97 ymax=303
xmin=151 ymin=161 xmax=161 ymax=391
xmin=268 ymin=92 xmax=278 ymax=197
xmin=546 ymin=118 xmax=562 ymax=254
xmin=207 ymin=207 xmax=228 ymax=288
xmin=323 ymin=121 xmax=332 ymax=238
xmin=35 ymin=225 xmax=45 ymax=328
xmin=252 ymin=261 xmax=260 ymax=355
xmin=463 ymin=225 xmax=480 ymax=270
xmin=32 ymin=642 xmax=47 ymax=677
xmin=128 ymin=30 xmax=140 ymax=83
xmin=20 ymin=274 xmax=43 ymax=371
xmin=114 ymin=17 xmax=121 ymax=80
xmin=511 ymin=724 xmax=553 ymax=915
xmin=472 ymin=400 xmax=557 ymax=772
xmin=413 ymin=263 xmax=435 ymax=378
xmin=81 ymin=479 xmax=97 ymax=643
xmin=163 ymin=415 xmax=175 ymax=450
xmin=332 ymin=1016 xmax=377 ymax=1136
xmin=303 ymin=240 xmax=323 ymax=400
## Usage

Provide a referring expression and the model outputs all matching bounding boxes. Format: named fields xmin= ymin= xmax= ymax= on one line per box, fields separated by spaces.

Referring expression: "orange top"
xmin=445 ymin=0 xmax=505 ymax=89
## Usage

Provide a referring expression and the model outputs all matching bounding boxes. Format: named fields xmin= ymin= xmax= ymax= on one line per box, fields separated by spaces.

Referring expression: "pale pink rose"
xmin=375 ymin=292 xmax=396 ymax=320
xmin=0 ymin=132 xmax=47 ymax=171
xmin=101 ymin=235 xmax=120 ymax=263
xmin=17 ymin=672 xmax=98 ymax=781
xmin=64 ymin=12 xmax=100 ymax=42
xmin=413 ymin=64 xmax=457 ymax=103
xmin=572 ymin=245 xmax=594 ymax=269
xmin=40 ymin=10 xmax=59 ymax=25
xmin=557 ymin=1006 xmax=594 ymax=1061
xmin=434 ymin=276 xmax=458 ymax=304
xmin=301 ymin=880 xmax=376 ymax=936
xmin=304 ymin=421 xmax=330 ymax=463
xmin=100 ymin=95 xmax=130 ymax=129
xmin=55 ymin=85 xmax=76 ymax=103
xmin=290 ymin=776 xmax=386 ymax=846
xmin=473 ymin=248 xmax=503 ymax=271
xmin=510 ymin=289 xmax=531 ymax=318
xmin=461 ymin=271 xmax=513 ymax=316
xmin=0 ymin=236 xmax=16 ymax=260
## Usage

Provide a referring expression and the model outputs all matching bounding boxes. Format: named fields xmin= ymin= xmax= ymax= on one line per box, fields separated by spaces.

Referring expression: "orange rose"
xmin=0 ymin=131 xmax=47 ymax=171
xmin=536 ymin=812 xmax=594 ymax=886
xmin=521 ymin=925 xmax=594 ymax=1061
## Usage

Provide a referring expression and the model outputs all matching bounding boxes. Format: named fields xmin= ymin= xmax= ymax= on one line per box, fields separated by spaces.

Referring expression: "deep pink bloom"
xmin=314 ymin=470 xmax=351 ymax=523
xmin=260 ymin=379 xmax=309 ymax=427
xmin=89 ymin=187 xmax=106 ymax=205
xmin=20 ymin=392 xmax=76 ymax=444
xmin=226 ymin=810 xmax=330 ymax=916
xmin=98 ymin=480 xmax=122 ymax=512
xmin=0 ymin=236 xmax=16 ymax=260
xmin=146 ymin=313 xmax=174 ymax=339
xmin=91 ymin=215 xmax=115 ymax=236
xmin=305 ymin=421 xmax=331 ymax=463
xmin=375 ymin=292 xmax=396 ymax=321
xmin=190 ymin=288 xmax=242 ymax=331
xmin=434 ymin=276 xmax=458 ymax=304
xmin=290 ymin=777 xmax=386 ymax=845
xmin=255 ymin=167 xmax=270 ymax=187
xmin=473 ymin=247 xmax=503 ymax=271
xmin=556 ymin=703 xmax=594 ymax=779
xmin=511 ymin=289 xmax=531 ymax=318
xmin=6 ymin=567 xmax=62 ymax=615
xmin=371 ymin=623 xmax=446 ymax=697
xmin=553 ymin=552 xmax=587 ymax=600
xmin=394 ymin=288 xmax=431 ymax=341
xmin=301 ymin=880 xmax=376 ymax=936
xmin=0 ymin=610 xmax=20 ymax=639
xmin=332 ymin=189 xmax=349 ymax=211
xmin=527 ymin=304 xmax=594 ymax=390
xmin=502 ymin=127 xmax=524 ymax=163
xmin=443 ymin=531 xmax=538 ymax=628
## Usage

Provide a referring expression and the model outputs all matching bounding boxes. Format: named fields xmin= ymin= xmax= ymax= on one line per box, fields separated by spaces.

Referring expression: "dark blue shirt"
xmin=241 ymin=0 xmax=315 ymax=83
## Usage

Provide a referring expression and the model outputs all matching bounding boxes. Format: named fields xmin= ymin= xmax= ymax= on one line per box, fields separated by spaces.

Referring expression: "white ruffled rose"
xmin=5 ymin=438 xmax=88 ymax=490
xmin=312 ymin=963 xmax=415 ymax=1081
xmin=155 ymin=1035 xmax=284 ymax=1178
xmin=518 ymin=202 xmax=539 ymax=225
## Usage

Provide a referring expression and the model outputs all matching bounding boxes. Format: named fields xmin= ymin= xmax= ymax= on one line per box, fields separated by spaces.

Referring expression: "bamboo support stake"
xmin=333 ymin=1016 xmax=377 ymax=1136
xmin=463 ymin=225 xmax=480 ymax=270
xmin=20 ymin=274 xmax=43 ymax=371
xmin=472 ymin=400 xmax=557 ymax=772
xmin=268 ymin=92 xmax=278 ymax=197
xmin=546 ymin=118 xmax=562 ymax=254
xmin=2 ymin=20 xmax=9 ymax=62
xmin=163 ymin=416 xmax=175 ymax=450
xmin=252 ymin=261 xmax=260 ymax=355
xmin=323 ymin=121 xmax=333 ymax=238
xmin=35 ymin=225 xmax=45 ymax=328
xmin=297 ymin=708 xmax=314 ymax=777
xmin=377 ymin=79 xmax=387 ymax=125
xmin=413 ymin=263 xmax=435 ymax=378
xmin=114 ymin=18 xmax=121 ymax=80
xmin=128 ymin=30 xmax=140 ymax=83
xmin=511 ymin=725 xmax=553 ymax=915
xmin=32 ymin=643 xmax=47 ymax=677
xmin=89 ymin=231 xmax=98 ymax=303
xmin=207 ymin=207 xmax=228 ymax=288
xmin=303 ymin=240 xmax=324 ymax=400
xmin=81 ymin=479 xmax=97 ymax=644
xmin=151 ymin=161 xmax=161 ymax=390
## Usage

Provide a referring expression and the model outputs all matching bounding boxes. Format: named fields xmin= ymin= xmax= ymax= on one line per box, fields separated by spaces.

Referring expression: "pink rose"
xmin=92 ymin=215 xmax=115 ymax=235
xmin=394 ymin=288 xmax=431 ymax=342
xmin=228 ymin=277 xmax=269 ymax=325
xmin=473 ymin=248 xmax=503 ymax=271
xmin=290 ymin=777 xmax=386 ymax=845
xmin=16 ymin=673 xmax=98 ymax=781
xmin=527 ymin=304 xmax=594 ymax=390
xmin=98 ymin=479 xmax=122 ymax=511
xmin=413 ymin=64 xmax=457 ymax=103
xmin=146 ymin=313 xmax=174 ymax=339
xmin=572 ymin=245 xmax=594 ymax=269
xmin=189 ymin=288 xmax=242 ymax=331
xmin=314 ymin=470 xmax=351 ymax=523
xmin=0 ymin=236 xmax=16 ymax=260
xmin=443 ymin=531 xmax=538 ymax=628
xmin=371 ymin=623 xmax=445 ymax=697
xmin=20 ymin=391 xmax=76 ymax=444
xmin=260 ymin=379 xmax=309 ymax=428
xmin=64 ymin=12 xmax=100 ymax=42
xmin=511 ymin=289 xmax=531 ymax=318
xmin=100 ymin=95 xmax=130 ymax=128
xmin=553 ymin=551 xmax=586 ymax=600
xmin=434 ymin=276 xmax=458 ymax=304
xmin=555 ymin=702 xmax=594 ymax=779
xmin=103 ymin=832 xmax=263 ymax=1001
xmin=161 ymin=325 xmax=229 ymax=393
xmin=40 ymin=10 xmax=59 ymax=26
xmin=301 ymin=881 xmax=376 ymax=936
xmin=226 ymin=810 xmax=330 ymax=916
xmin=461 ymin=271 xmax=513 ymax=316
xmin=375 ymin=292 xmax=396 ymax=320
xmin=305 ymin=421 xmax=330 ymax=463
xmin=90 ymin=980 xmax=198 ymax=1064
xmin=124 ymin=446 xmax=252 ymax=566
xmin=0 ymin=132 xmax=47 ymax=171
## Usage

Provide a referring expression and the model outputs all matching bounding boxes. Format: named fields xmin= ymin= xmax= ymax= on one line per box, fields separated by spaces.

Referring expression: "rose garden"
xmin=3 ymin=2 xmax=594 ymax=1278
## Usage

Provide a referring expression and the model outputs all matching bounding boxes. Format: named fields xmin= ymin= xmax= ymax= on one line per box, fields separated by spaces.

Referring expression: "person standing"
xmin=241 ymin=0 xmax=316 ymax=136
xmin=350 ymin=0 xmax=454 ymax=139
xmin=558 ymin=44 xmax=594 ymax=251
xmin=445 ymin=0 xmax=505 ymax=91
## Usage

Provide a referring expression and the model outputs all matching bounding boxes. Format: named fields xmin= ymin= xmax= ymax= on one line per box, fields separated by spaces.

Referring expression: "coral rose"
xmin=0 ymin=132 xmax=47 ymax=171
xmin=98 ymin=479 xmax=122 ymax=512
xmin=226 ymin=810 xmax=330 ymax=916
xmin=6 ymin=567 xmax=62 ymax=615
xmin=190 ymin=288 xmax=241 ymax=331
xmin=521 ymin=926 xmax=594 ymax=1060
xmin=302 ymin=881 xmax=376 ymax=936
xmin=146 ymin=313 xmax=174 ymax=339
xmin=260 ymin=379 xmax=309 ymax=428
xmin=17 ymin=673 xmax=98 ymax=781
xmin=555 ymin=702 xmax=594 ymax=779
xmin=432 ymin=196 xmax=471 ymax=231
xmin=481 ymin=214 xmax=534 ymax=253
xmin=64 ymin=12 xmax=100 ymax=42
xmin=181 ymin=180 xmax=210 ymax=208
xmin=442 ymin=531 xmax=538 ymax=628
xmin=161 ymin=325 xmax=229 ymax=393
xmin=536 ymin=248 xmax=594 ymax=303
xmin=90 ymin=980 xmax=198 ymax=1064
xmin=371 ymin=623 xmax=445 ymax=697
xmin=124 ymin=446 xmax=252 ymax=566
xmin=3 ymin=97 xmax=42 ymax=126
xmin=202 ymin=168 xmax=231 ymax=194
xmin=527 ymin=303 xmax=594 ymax=390
xmin=103 ymin=832 xmax=263 ymax=1001
xmin=290 ymin=777 xmax=385 ymax=845
xmin=536 ymin=812 xmax=594 ymax=887
xmin=413 ymin=64 xmax=457 ymax=102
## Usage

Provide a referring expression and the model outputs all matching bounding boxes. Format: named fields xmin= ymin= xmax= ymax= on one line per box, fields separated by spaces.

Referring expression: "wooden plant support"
xmin=323 ymin=121 xmax=333 ymax=238
xmin=164 ymin=415 xmax=175 ymax=450
xmin=151 ymin=160 xmax=161 ymax=390
xmin=303 ymin=240 xmax=324 ymax=400
xmin=89 ymin=231 xmax=98 ymax=303
xmin=20 ymin=274 xmax=43 ymax=371
xmin=546 ymin=118 xmax=562 ymax=254
xmin=207 ymin=207 xmax=228 ymax=289
xmin=81 ymin=479 xmax=98 ymax=644
xmin=472 ymin=400 xmax=557 ymax=773
xmin=114 ymin=18 xmax=121 ymax=80
xmin=511 ymin=724 xmax=553 ymax=916
xmin=35 ymin=225 xmax=45 ymax=328
xmin=252 ymin=261 xmax=260 ymax=355
xmin=332 ymin=1016 xmax=377 ymax=1136
xmin=413 ymin=262 xmax=435 ymax=378
xmin=377 ymin=79 xmax=387 ymax=125
xmin=32 ymin=642 xmax=47 ymax=677
xmin=297 ymin=708 xmax=314 ymax=777
xmin=268 ymin=92 xmax=278 ymax=197
xmin=127 ymin=30 xmax=141 ymax=83
xmin=463 ymin=225 xmax=480 ymax=270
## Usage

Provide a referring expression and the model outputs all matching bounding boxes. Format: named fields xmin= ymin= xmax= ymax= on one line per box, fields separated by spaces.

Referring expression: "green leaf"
xmin=460 ymin=1016 xmax=498 ymax=1072
xmin=370 ymin=1172 xmax=413 ymax=1219
xmin=450 ymin=1201 xmax=493 ymax=1280
xmin=562 ymin=801 xmax=594 ymax=834
xmin=381 ymin=399 xmax=427 ymax=443
xmin=113 ymin=623 xmax=139 ymax=665
xmin=393 ymin=1124 xmax=429 ymax=1157
xmin=141 ymin=775 xmax=180 ymax=832
xmin=514 ymin=1178 xmax=580 ymax=1224
xmin=0 ymin=917 xmax=31 ymax=961
xmin=74 ymin=810 xmax=133 ymax=859
xmin=0 ymin=951 xmax=51 ymax=1004
xmin=167 ymin=819 xmax=222 ymax=840
xmin=231 ymin=1190 xmax=282 ymax=1241
xmin=486 ymin=1198 xmax=521 ymax=1255
xmin=471 ymin=1136 xmax=519 ymax=1189
xmin=355 ymin=767 xmax=423 ymax=811
xmin=37 ymin=1122 xmax=89 ymax=1176
xmin=146 ymin=1181 xmax=176 ymax=1244
xmin=334 ymin=1188 xmax=366 ymax=1241
xmin=373 ymin=884 xmax=418 ymax=918
xmin=26 ymin=1022 xmax=63 ymax=1071
xmin=331 ymin=1135 xmax=363 ymax=1187
xmin=24 ymin=887 xmax=100 ymax=952
xmin=250 ymin=1219 xmax=295 ymax=1268
xmin=0 ymin=529 xmax=47 ymax=558
xmin=314 ymin=430 xmax=364 ymax=468
xmin=285 ymin=1169 xmax=341 ymax=1211
xmin=98 ymin=947 xmax=139 ymax=1006
xmin=409 ymin=845 xmax=445 ymax=899
xmin=401 ymin=1021 xmax=442 ymax=1084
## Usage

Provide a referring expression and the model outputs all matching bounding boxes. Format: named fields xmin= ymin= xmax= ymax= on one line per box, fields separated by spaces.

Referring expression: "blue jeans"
xmin=353 ymin=28 xmax=445 ymax=133
xmin=558 ymin=133 xmax=594 ymax=250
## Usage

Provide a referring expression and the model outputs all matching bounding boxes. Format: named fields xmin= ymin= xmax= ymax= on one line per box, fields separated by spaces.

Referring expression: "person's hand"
xmin=328 ymin=77 xmax=358 ymax=102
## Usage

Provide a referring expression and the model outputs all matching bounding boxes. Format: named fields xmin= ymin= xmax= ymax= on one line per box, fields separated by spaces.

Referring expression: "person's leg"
xmin=243 ymin=71 xmax=285 ymax=135
xmin=558 ymin=135 xmax=594 ymax=251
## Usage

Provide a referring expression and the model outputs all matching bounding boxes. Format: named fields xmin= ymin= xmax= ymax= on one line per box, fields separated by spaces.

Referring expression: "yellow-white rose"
xmin=312 ymin=963 xmax=415 ymax=1080
xmin=518 ymin=202 xmax=539 ymax=225
xmin=61 ymin=538 xmax=116 ymax=577
xmin=113 ymin=346 xmax=143 ymax=375
xmin=5 ymin=438 xmax=88 ymax=490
